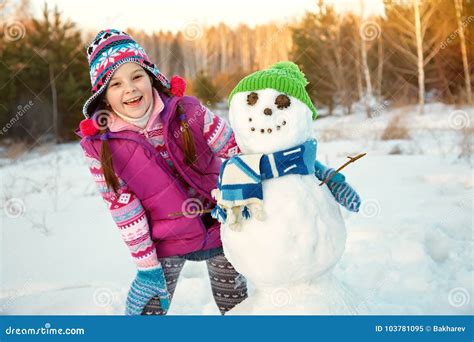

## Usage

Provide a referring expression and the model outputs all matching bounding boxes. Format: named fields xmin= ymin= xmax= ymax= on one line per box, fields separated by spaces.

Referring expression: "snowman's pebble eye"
xmin=249 ymin=118 xmax=252 ymax=122
xmin=247 ymin=92 xmax=258 ymax=106
xmin=275 ymin=94 xmax=291 ymax=109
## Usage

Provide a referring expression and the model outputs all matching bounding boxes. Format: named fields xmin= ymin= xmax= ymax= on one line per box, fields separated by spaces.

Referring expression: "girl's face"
xmin=105 ymin=63 xmax=153 ymax=118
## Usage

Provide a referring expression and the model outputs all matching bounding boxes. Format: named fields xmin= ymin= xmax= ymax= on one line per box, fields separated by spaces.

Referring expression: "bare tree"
xmin=454 ymin=0 xmax=472 ymax=104
xmin=413 ymin=0 xmax=425 ymax=113
xmin=376 ymin=17 xmax=384 ymax=101
xmin=384 ymin=0 xmax=446 ymax=114
xmin=359 ymin=0 xmax=374 ymax=104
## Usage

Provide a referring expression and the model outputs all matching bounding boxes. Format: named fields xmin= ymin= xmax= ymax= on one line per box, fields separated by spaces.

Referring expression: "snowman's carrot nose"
xmin=319 ymin=153 xmax=367 ymax=186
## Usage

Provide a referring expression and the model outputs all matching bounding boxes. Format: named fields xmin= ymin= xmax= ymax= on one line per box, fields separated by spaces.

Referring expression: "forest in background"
xmin=0 ymin=0 xmax=472 ymax=142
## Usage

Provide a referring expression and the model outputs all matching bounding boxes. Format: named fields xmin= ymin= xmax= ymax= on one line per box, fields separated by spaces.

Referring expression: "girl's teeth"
xmin=125 ymin=97 xmax=141 ymax=104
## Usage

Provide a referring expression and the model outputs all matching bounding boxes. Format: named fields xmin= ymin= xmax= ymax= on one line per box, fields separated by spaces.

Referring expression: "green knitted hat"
xmin=228 ymin=61 xmax=317 ymax=120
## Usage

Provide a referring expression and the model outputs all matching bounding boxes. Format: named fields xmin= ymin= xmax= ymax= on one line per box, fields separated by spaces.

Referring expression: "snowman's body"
xmin=222 ymin=175 xmax=352 ymax=314
xmin=221 ymin=86 xmax=355 ymax=314
xmin=222 ymin=174 xmax=346 ymax=288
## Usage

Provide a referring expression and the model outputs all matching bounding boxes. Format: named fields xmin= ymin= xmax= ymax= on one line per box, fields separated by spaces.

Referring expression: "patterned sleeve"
xmin=202 ymin=106 xmax=240 ymax=159
xmin=84 ymin=152 xmax=161 ymax=271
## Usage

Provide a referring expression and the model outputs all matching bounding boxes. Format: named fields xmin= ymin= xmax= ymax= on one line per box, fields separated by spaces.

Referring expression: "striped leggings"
xmin=142 ymin=253 xmax=248 ymax=315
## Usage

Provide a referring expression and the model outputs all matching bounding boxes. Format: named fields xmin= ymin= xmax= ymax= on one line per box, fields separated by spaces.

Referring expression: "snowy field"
xmin=1 ymin=103 xmax=472 ymax=315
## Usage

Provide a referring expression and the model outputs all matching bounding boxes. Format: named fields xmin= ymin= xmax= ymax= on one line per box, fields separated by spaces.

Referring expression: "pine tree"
xmin=193 ymin=70 xmax=220 ymax=107
xmin=0 ymin=3 xmax=88 ymax=142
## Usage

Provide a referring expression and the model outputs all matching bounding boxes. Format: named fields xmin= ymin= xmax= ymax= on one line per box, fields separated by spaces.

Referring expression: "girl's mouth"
xmin=123 ymin=96 xmax=143 ymax=107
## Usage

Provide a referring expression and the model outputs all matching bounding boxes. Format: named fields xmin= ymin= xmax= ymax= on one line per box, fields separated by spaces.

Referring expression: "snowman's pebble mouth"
xmin=250 ymin=120 xmax=287 ymax=134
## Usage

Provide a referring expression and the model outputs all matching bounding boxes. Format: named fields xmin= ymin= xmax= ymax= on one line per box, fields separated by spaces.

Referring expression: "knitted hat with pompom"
xmin=82 ymin=29 xmax=186 ymax=119
xmin=228 ymin=61 xmax=317 ymax=120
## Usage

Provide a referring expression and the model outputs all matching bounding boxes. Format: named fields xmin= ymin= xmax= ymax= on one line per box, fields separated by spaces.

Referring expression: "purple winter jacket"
xmin=75 ymin=95 xmax=223 ymax=257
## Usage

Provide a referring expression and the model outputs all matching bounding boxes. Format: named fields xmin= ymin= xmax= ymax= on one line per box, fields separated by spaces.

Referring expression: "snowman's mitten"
xmin=326 ymin=180 xmax=361 ymax=212
xmin=125 ymin=267 xmax=170 ymax=315
xmin=314 ymin=160 xmax=345 ymax=183
xmin=314 ymin=160 xmax=361 ymax=212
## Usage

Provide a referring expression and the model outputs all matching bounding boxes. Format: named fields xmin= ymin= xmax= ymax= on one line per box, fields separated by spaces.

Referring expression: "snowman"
xmin=211 ymin=62 xmax=362 ymax=314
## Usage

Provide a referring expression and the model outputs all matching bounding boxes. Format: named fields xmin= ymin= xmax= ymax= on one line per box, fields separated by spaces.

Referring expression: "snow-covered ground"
xmin=1 ymin=103 xmax=472 ymax=315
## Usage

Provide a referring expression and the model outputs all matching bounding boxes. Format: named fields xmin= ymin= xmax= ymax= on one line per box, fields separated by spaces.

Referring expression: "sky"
xmin=29 ymin=0 xmax=385 ymax=34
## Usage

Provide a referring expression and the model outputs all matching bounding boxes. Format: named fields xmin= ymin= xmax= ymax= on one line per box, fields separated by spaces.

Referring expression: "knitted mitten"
xmin=314 ymin=160 xmax=345 ymax=183
xmin=314 ymin=160 xmax=361 ymax=212
xmin=125 ymin=266 xmax=170 ymax=315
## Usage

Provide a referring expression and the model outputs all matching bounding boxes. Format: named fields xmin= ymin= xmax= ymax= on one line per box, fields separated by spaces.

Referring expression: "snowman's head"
xmin=229 ymin=89 xmax=313 ymax=154
xmin=228 ymin=61 xmax=317 ymax=154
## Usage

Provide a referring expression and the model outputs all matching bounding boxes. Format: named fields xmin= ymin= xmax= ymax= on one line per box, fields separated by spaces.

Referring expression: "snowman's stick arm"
xmin=318 ymin=153 xmax=366 ymax=186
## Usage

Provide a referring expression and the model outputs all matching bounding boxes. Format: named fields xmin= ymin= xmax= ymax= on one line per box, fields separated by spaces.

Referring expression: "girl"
xmin=75 ymin=29 xmax=247 ymax=315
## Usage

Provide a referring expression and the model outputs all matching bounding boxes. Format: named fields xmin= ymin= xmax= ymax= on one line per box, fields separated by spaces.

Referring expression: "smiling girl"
xmin=75 ymin=29 xmax=247 ymax=315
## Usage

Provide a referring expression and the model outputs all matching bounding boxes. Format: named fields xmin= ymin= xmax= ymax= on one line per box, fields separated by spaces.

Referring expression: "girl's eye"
xmin=133 ymin=75 xmax=143 ymax=80
xmin=110 ymin=82 xmax=120 ymax=87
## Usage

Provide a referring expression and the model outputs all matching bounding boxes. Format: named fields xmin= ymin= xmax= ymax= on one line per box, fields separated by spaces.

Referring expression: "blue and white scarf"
xmin=211 ymin=140 xmax=317 ymax=228
xmin=211 ymin=139 xmax=361 ymax=228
